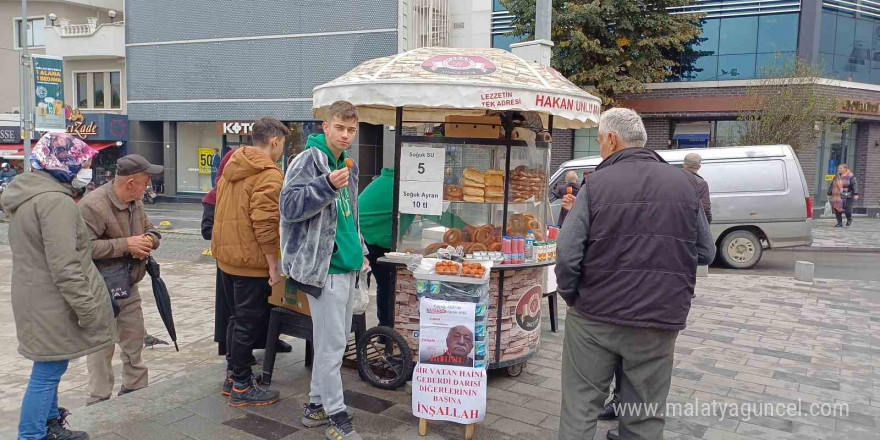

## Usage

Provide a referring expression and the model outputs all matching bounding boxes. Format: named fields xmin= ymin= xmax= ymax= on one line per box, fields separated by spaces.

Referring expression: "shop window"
xmin=14 ymin=17 xmax=45 ymax=48
xmin=717 ymin=54 xmax=756 ymax=80
xmin=110 ymin=72 xmax=121 ymax=109
xmin=695 ymin=19 xmax=720 ymax=55
xmin=76 ymin=73 xmax=88 ymax=108
xmin=93 ymin=73 xmax=105 ymax=109
xmin=719 ymin=16 xmax=759 ymax=55
xmin=714 ymin=121 xmax=746 ymax=148
xmin=757 ymin=14 xmax=799 ymax=53
xmin=573 ymin=128 xmax=599 ymax=159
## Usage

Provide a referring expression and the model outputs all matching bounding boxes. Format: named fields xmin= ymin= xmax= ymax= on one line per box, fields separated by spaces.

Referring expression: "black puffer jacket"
xmin=555 ymin=148 xmax=715 ymax=330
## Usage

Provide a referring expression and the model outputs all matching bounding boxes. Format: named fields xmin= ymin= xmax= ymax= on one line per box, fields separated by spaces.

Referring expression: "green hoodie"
xmin=307 ymin=134 xmax=363 ymax=274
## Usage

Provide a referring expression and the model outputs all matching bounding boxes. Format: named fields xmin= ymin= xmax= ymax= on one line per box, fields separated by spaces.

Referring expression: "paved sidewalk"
xmin=2 ymin=243 xmax=880 ymax=439
xmin=810 ymin=217 xmax=880 ymax=251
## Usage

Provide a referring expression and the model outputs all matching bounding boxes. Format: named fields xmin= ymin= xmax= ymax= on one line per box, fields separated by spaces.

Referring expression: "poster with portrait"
xmin=418 ymin=298 xmax=475 ymax=367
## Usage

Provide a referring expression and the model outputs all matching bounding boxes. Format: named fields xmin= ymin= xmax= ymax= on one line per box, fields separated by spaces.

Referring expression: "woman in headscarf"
xmin=827 ymin=164 xmax=859 ymax=227
xmin=0 ymin=133 xmax=116 ymax=440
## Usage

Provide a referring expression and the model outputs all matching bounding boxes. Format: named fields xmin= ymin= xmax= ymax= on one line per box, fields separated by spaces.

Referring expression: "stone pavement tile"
xmin=833 ymin=408 xmax=877 ymax=428
xmin=152 ymin=407 xmax=197 ymax=426
xmin=114 ymin=420 xmax=193 ymax=440
xmin=506 ymin=382 xmax=562 ymax=403
xmin=676 ymin=361 xmax=739 ymax=379
xmin=664 ymin=417 xmax=710 ymax=438
xmin=486 ymin=399 xmax=548 ymax=425
xmin=799 ymin=385 xmax=870 ymax=405
xmin=92 ymin=433 xmax=128 ymax=440
xmin=520 ymin=398 xmax=562 ymax=417
xmin=701 ymin=427 xmax=763 ymax=440
xmin=712 ymin=362 xmax=774 ymax=378
xmin=700 ymin=375 xmax=765 ymax=394
xmin=279 ymin=429 xmax=324 ymax=440
xmin=833 ymin=419 xmax=879 ymax=440
xmin=733 ymin=373 xmax=799 ymax=391
xmin=751 ymin=348 xmax=811 ymax=364
xmin=839 ymin=382 xmax=880 ymax=400
xmin=539 ymin=414 xmax=559 ymax=431
xmin=487 ymin=416 xmax=557 ymax=439
xmin=745 ymin=359 xmax=806 ymax=376
xmin=773 ymin=371 xmax=841 ymax=391
xmin=342 ymin=389 xmax=396 ymax=414
xmin=733 ymin=416 xmax=792 ymax=433
xmin=735 ymin=422 xmax=809 ymax=440
xmin=183 ymin=395 xmax=245 ymax=423
xmin=673 ymin=368 xmax=704 ymax=381
xmin=666 ymin=394 xmax=741 ymax=432
xmin=673 ymin=378 xmax=732 ymax=397
xmin=222 ymin=413 xmax=298 ymax=440
xmin=168 ymin=414 xmax=260 ymax=440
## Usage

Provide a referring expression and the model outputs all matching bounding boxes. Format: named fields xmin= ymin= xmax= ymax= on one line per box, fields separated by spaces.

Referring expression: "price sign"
xmin=400 ymin=146 xmax=445 ymax=182
xmin=399 ymin=180 xmax=444 ymax=216
xmin=198 ymin=148 xmax=215 ymax=175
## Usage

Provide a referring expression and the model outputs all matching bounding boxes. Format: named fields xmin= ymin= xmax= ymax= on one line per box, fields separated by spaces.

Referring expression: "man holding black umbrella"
xmin=79 ymin=154 xmax=163 ymax=405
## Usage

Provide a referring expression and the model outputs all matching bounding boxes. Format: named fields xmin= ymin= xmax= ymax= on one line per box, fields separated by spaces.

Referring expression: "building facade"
xmin=0 ymin=0 xmax=128 ymax=173
xmin=125 ymin=0 xmax=402 ymax=198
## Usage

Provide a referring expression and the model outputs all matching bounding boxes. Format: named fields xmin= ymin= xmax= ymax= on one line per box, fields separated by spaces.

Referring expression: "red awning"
xmin=0 ymin=147 xmax=25 ymax=160
xmin=87 ymin=141 xmax=118 ymax=151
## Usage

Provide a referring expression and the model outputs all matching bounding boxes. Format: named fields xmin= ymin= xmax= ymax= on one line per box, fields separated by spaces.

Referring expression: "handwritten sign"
xmin=412 ymin=364 xmax=486 ymax=424
xmin=399 ymin=180 xmax=443 ymax=216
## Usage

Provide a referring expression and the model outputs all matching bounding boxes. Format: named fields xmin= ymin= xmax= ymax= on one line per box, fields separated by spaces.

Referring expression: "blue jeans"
xmin=19 ymin=360 xmax=69 ymax=440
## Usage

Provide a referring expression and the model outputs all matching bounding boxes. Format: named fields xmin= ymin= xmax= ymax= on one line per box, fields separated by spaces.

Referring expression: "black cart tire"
xmin=719 ymin=230 xmax=763 ymax=269
xmin=356 ymin=326 xmax=413 ymax=390
xmin=506 ymin=363 xmax=524 ymax=377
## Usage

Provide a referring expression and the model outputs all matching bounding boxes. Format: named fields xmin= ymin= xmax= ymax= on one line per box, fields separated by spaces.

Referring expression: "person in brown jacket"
xmin=79 ymin=154 xmax=163 ymax=405
xmin=212 ymin=117 xmax=288 ymax=407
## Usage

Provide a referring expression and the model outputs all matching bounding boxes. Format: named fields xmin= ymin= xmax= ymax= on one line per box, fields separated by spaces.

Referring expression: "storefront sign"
xmin=63 ymin=108 xmax=129 ymax=141
xmin=0 ymin=126 xmax=21 ymax=144
xmin=216 ymin=122 xmax=254 ymax=135
xmin=32 ymin=55 xmax=65 ymax=132
xmin=840 ymin=99 xmax=880 ymax=115
xmin=825 ymin=174 xmax=835 ymax=181
xmin=198 ymin=148 xmax=215 ymax=175
xmin=399 ymin=146 xmax=445 ymax=216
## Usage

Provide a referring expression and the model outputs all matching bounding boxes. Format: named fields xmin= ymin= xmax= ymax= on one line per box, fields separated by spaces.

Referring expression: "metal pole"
xmin=20 ymin=0 xmax=31 ymax=172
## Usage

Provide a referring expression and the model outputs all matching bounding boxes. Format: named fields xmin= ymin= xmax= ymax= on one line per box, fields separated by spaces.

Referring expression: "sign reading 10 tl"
xmin=399 ymin=146 xmax=445 ymax=216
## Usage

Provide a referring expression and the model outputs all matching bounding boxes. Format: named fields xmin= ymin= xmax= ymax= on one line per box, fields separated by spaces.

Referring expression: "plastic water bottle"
xmin=525 ymin=230 xmax=536 ymax=262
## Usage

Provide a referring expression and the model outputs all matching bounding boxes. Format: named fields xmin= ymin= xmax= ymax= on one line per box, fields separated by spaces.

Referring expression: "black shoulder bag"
xmin=98 ymin=207 xmax=135 ymax=315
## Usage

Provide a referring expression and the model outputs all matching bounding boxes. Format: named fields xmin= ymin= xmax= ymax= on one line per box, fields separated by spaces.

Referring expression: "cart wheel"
xmin=357 ymin=326 xmax=413 ymax=390
xmin=506 ymin=363 xmax=524 ymax=377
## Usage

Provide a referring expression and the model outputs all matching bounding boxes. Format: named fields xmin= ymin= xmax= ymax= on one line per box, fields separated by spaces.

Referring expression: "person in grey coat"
xmin=682 ymin=152 xmax=712 ymax=223
xmin=1 ymin=133 xmax=116 ymax=440
xmin=280 ymin=101 xmax=368 ymax=440
xmin=555 ymin=109 xmax=715 ymax=440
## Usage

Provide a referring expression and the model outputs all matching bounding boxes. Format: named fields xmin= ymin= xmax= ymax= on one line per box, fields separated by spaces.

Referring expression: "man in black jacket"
xmin=683 ymin=152 xmax=712 ymax=223
xmin=555 ymin=108 xmax=715 ymax=440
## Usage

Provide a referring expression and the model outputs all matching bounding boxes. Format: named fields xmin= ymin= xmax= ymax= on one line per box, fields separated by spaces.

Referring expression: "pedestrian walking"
xmin=281 ymin=101 xmax=368 ymax=440
xmin=358 ymin=168 xmax=396 ymax=329
xmin=555 ymin=108 xmax=715 ymax=440
xmin=1 ymin=132 xmax=115 ymax=440
xmin=211 ymin=148 xmax=222 ymax=188
xmin=212 ymin=118 xmax=288 ymax=406
xmin=682 ymin=152 xmax=713 ymax=223
xmin=828 ymin=164 xmax=859 ymax=227
xmin=79 ymin=154 xmax=164 ymax=405
xmin=0 ymin=162 xmax=17 ymax=182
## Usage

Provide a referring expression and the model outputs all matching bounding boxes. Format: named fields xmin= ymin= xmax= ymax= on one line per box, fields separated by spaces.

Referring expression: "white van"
xmin=549 ymin=145 xmax=813 ymax=269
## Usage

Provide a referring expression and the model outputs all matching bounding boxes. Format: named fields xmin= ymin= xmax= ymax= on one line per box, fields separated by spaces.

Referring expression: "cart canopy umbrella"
xmin=313 ymin=47 xmax=601 ymax=129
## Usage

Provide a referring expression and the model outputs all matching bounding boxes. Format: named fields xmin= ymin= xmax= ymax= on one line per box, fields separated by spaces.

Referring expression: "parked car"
xmin=549 ymin=145 xmax=813 ymax=269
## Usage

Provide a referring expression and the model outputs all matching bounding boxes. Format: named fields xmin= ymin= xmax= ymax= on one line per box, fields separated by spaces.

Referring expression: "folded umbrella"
xmin=146 ymin=256 xmax=179 ymax=351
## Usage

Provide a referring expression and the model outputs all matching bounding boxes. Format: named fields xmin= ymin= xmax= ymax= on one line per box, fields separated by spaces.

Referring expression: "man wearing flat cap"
xmin=79 ymin=154 xmax=164 ymax=405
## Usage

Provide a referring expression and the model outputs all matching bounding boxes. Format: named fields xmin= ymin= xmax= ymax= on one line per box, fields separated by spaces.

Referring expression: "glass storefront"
xmin=814 ymin=124 xmax=858 ymax=205
xmin=175 ymin=121 xmax=323 ymax=194
xmin=672 ymin=13 xmax=799 ymax=82
xmin=670 ymin=120 xmax=747 ymax=149
xmin=819 ymin=9 xmax=880 ymax=85
xmin=573 ymin=128 xmax=600 ymax=159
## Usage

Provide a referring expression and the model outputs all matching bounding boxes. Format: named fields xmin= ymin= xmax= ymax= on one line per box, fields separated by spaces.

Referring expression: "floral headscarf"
xmin=30 ymin=132 xmax=98 ymax=184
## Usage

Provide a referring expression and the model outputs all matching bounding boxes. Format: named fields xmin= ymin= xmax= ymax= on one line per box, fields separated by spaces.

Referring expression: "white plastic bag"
xmin=823 ymin=201 xmax=832 ymax=217
xmin=353 ymin=267 xmax=371 ymax=315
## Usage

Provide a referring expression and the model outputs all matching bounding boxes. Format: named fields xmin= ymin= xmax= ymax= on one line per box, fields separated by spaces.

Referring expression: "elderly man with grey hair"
xmin=683 ymin=152 xmax=712 ymax=223
xmin=555 ymin=108 xmax=715 ymax=440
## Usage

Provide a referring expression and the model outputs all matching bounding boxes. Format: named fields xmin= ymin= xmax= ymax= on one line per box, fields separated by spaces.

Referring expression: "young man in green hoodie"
xmin=280 ymin=101 xmax=368 ymax=440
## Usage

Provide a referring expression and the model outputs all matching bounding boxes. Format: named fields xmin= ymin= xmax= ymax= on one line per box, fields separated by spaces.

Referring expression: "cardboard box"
xmin=444 ymin=115 xmax=502 ymax=139
xmin=269 ymin=278 xmax=311 ymax=316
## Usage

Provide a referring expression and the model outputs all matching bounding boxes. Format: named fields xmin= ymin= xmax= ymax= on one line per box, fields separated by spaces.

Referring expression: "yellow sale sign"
xmin=198 ymin=148 xmax=214 ymax=175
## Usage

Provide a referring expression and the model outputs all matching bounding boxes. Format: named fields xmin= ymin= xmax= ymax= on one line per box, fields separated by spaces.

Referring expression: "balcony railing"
xmin=44 ymin=20 xmax=125 ymax=59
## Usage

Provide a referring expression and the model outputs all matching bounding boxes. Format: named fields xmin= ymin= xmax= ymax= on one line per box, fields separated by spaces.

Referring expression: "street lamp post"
xmin=20 ymin=0 xmax=30 ymax=172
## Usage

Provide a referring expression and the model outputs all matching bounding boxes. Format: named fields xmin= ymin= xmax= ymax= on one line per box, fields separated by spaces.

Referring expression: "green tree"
xmin=736 ymin=57 xmax=852 ymax=155
xmin=502 ymin=0 xmax=704 ymax=105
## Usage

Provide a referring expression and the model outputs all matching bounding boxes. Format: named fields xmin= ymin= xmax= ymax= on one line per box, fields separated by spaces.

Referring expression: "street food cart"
xmin=313 ymin=47 xmax=599 ymax=403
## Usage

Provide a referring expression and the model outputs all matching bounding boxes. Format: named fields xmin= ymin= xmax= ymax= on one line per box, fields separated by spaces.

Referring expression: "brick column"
xmin=551 ymin=128 xmax=573 ymax=173
xmin=644 ymin=117 xmax=671 ymax=150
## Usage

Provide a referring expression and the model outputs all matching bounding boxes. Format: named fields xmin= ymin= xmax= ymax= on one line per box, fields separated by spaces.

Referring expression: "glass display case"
xmin=394 ymin=137 xmax=551 ymax=257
